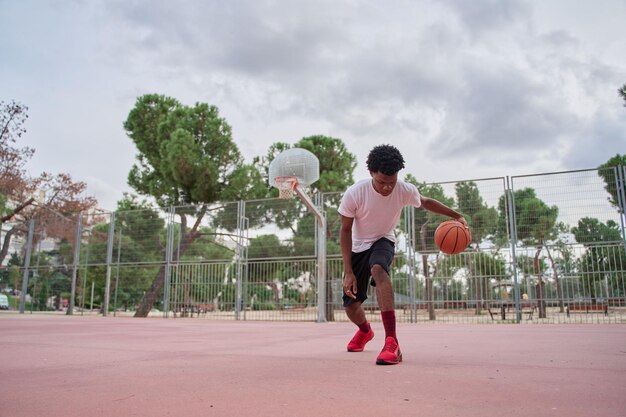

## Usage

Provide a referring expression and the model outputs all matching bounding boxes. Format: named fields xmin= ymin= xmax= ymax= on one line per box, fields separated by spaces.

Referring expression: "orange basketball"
xmin=434 ymin=220 xmax=471 ymax=254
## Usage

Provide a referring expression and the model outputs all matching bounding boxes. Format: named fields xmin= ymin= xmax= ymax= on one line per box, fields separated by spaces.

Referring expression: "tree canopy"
xmin=455 ymin=181 xmax=498 ymax=246
xmin=404 ymin=174 xmax=456 ymax=252
xmin=572 ymin=217 xmax=626 ymax=301
xmin=597 ymin=154 xmax=625 ymax=214
xmin=497 ymin=188 xmax=558 ymax=246
xmin=571 ymin=217 xmax=622 ymax=244
xmin=124 ymin=94 xmax=267 ymax=207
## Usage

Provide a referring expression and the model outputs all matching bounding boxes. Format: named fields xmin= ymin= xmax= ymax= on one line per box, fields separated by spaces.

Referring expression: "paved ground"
xmin=1 ymin=314 xmax=625 ymax=417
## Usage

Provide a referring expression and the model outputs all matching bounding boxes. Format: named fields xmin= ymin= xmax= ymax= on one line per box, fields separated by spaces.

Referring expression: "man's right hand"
xmin=343 ymin=272 xmax=358 ymax=299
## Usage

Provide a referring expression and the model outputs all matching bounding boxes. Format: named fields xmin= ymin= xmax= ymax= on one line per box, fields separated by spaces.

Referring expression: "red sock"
xmin=358 ymin=321 xmax=371 ymax=333
xmin=381 ymin=310 xmax=396 ymax=341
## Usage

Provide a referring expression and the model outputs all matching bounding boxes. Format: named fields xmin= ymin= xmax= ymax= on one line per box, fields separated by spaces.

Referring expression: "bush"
xmin=252 ymin=302 xmax=275 ymax=311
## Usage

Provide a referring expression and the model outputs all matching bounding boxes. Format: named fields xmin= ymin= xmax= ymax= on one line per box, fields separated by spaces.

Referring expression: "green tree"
xmin=571 ymin=217 xmax=626 ymax=302
xmin=433 ymin=251 xmax=506 ymax=308
xmin=0 ymin=252 xmax=21 ymax=290
xmin=29 ymin=252 xmax=52 ymax=311
xmin=404 ymin=176 xmax=456 ymax=251
xmin=543 ymin=222 xmax=573 ymax=312
xmin=597 ymin=154 xmax=625 ymax=214
xmin=105 ymin=195 xmax=168 ymax=310
xmin=498 ymin=188 xmax=558 ymax=318
xmin=403 ymin=175 xmax=457 ymax=320
xmin=178 ymin=225 xmax=234 ymax=261
xmin=514 ymin=254 xmax=547 ymax=298
xmin=293 ymin=214 xmax=340 ymax=257
xmin=295 ymin=135 xmax=356 ymax=194
xmin=47 ymin=271 xmax=71 ymax=310
xmin=246 ymin=234 xmax=292 ymax=306
xmin=619 ymin=83 xmax=626 ymax=106
xmin=40 ymin=239 xmax=81 ymax=310
xmin=455 ymin=181 xmax=498 ymax=246
xmin=455 ymin=181 xmax=500 ymax=311
xmin=116 ymin=195 xmax=165 ymax=257
xmin=124 ymin=94 xmax=267 ymax=316
xmin=571 ymin=217 xmax=622 ymax=244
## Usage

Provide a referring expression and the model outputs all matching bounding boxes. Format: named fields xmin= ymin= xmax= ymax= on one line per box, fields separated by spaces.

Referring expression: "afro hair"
xmin=366 ymin=144 xmax=405 ymax=176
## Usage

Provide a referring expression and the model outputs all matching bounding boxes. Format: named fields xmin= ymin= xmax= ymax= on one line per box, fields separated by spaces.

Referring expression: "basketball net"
xmin=274 ymin=176 xmax=299 ymax=199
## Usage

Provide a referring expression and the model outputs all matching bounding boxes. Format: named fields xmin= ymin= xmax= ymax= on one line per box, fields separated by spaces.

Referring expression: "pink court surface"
xmin=1 ymin=314 xmax=625 ymax=417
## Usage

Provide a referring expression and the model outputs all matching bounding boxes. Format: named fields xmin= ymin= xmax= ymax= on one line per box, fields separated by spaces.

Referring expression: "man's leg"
xmin=371 ymin=264 xmax=401 ymax=365
xmin=371 ymin=264 xmax=394 ymax=312
xmin=371 ymin=264 xmax=396 ymax=341
xmin=343 ymin=249 xmax=374 ymax=352
xmin=345 ymin=301 xmax=366 ymax=326
xmin=345 ymin=301 xmax=374 ymax=352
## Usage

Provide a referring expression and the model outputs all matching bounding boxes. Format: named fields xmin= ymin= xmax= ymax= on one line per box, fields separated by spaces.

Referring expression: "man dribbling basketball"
xmin=339 ymin=144 xmax=468 ymax=365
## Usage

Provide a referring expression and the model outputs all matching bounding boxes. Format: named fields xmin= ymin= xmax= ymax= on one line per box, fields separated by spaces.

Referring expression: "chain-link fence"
xmin=2 ymin=167 xmax=625 ymax=323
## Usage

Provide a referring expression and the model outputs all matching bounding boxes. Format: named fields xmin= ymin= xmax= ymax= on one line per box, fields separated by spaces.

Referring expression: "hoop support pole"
xmin=294 ymin=186 xmax=326 ymax=323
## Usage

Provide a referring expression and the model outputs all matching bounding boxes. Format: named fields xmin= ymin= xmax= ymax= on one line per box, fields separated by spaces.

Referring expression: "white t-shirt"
xmin=338 ymin=178 xmax=422 ymax=252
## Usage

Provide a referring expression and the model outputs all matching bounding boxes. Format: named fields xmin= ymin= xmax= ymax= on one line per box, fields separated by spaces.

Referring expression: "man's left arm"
xmin=420 ymin=196 xmax=469 ymax=228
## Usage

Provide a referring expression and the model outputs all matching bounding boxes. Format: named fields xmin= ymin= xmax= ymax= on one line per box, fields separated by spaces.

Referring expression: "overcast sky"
xmin=2 ymin=0 xmax=625 ymax=211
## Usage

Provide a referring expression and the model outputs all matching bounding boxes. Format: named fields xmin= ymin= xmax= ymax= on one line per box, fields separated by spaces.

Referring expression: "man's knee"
xmin=344 ymin=301 xmax=362 ymax=313
xmin=370 ymin=264 xmax=390 ymax=283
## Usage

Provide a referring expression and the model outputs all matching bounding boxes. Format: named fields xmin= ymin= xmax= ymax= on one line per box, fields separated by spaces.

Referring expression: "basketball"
xmin=434 ymin=220 xmax=471 ymax=254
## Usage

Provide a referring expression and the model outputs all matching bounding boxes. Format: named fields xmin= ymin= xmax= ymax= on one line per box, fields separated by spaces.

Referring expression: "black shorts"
xmin=342 ymin=238 xmax=395 ymax=307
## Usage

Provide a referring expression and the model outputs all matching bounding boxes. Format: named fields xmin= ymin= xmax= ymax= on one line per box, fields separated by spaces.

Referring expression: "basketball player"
xmin=339 ymin=144 xmax=468 ymax=365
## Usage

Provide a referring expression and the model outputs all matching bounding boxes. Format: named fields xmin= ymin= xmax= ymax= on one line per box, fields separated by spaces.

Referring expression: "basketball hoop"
xmin=274 ymin=176 xmax=299 ymax=199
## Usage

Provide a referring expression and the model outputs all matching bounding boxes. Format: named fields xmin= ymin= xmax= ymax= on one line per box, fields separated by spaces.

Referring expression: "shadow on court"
xmin=1 ymin=314 xmax=625 ymax=417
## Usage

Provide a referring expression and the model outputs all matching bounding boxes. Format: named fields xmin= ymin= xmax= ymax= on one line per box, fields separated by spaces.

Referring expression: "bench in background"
xmin=566 ymin=303 xmax=608 ymax=317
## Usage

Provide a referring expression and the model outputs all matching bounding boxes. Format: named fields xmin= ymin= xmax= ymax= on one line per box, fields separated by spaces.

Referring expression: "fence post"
xmin=18 ymin=219 xmax=35 ymax=314
xmin=617 ymin=166 xmax=626 ymax=247
xmin=30 ymin=239 xmax=42 ymax=314
xmin=403 ymin=206 xmax=417 ymax=323
xmin=113 ymin=224 xmax=123 ymax=316
xmin=163 ymin=206 xmax=175 ymax=318
xmin=506 ymin=178 xmax=522 ymax=323
xmin=67 ymin=215 xmax=82 ymax=315
xmin=102 ymin=212 xmax=116 ymax=317
xmin=316 ymin=203 xmax=327 ymax=323
xmin=235 ymin=200 xmax=245 ymax=320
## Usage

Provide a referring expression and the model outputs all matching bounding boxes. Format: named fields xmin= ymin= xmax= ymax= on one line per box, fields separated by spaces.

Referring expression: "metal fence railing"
xmin=2 ymin=166 xmax=625 ymax=323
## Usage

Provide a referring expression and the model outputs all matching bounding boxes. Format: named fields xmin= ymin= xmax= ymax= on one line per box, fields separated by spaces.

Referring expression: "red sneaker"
xmin=376 ymin=336 xmax=402 ymax=365
xmin=347 ymin=327 xmax=374 ymax=352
